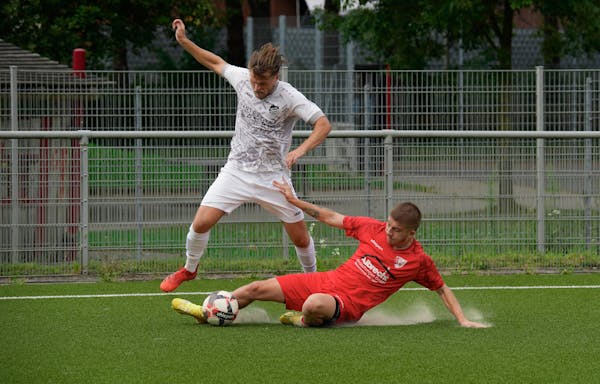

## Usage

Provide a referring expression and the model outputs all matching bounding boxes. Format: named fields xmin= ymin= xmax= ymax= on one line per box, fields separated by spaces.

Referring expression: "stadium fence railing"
xmin=1 ymin=67 xmax=598 ymax=279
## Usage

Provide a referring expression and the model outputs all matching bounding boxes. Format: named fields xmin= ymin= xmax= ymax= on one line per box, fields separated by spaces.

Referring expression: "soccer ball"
xmin=202 ymin=290 xmax=239 ymax=326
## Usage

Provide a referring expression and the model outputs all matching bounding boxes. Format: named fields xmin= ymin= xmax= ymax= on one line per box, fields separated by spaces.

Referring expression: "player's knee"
xmin=302 ymin=293 xmax=332 ymax=316
xmin=191 ymin=221 xmax=212 ymax=234
xmin=291 ymin=233 xmax=312 ymax=248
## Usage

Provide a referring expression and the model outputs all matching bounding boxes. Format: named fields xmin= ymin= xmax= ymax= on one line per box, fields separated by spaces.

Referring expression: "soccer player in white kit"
xmin=161 ymin=18 xmax=332 ymax=292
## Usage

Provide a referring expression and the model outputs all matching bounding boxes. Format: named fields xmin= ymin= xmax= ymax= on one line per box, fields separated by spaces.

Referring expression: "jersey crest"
xmin=394 ymin=256 xmax=408 ymax=269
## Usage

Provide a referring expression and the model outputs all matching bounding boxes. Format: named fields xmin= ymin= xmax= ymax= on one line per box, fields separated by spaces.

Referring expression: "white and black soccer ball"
xmin=202 ymin=290 xmax=239 ymax=326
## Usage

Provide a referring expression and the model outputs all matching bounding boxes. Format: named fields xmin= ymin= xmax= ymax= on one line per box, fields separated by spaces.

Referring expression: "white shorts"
xmin=200 ymin=163 xmax=305 ymax=223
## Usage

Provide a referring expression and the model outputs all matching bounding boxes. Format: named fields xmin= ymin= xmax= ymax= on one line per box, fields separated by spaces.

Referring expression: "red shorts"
xmin=276 ymin=271 xmax=364 ymax=324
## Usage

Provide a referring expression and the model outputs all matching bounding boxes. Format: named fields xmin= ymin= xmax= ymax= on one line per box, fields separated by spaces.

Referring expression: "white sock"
xmin=184 ymin=226 xmax=210 ymax=272
xmin=295 ymin=236 xmax=316 ymax=272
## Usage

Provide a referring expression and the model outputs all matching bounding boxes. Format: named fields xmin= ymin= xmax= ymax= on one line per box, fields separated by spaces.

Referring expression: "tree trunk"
xmin=226 ymin=0 xmax=245 ymax=66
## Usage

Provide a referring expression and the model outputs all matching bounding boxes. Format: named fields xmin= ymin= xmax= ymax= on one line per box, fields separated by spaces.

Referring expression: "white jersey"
xmin=222 ymin=64 xmax=325 ymax=173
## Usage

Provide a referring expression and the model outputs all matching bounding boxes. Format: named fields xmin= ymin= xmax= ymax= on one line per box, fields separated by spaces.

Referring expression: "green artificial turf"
xmin=1 ymin=274 xmax=599 ymax=384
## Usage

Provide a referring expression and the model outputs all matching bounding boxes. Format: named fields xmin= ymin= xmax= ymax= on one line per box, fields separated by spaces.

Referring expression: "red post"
xmin=73 ymin=48 xmax=86 ymax=78
xmin=68 ymin=48 xmax=85 ymax=261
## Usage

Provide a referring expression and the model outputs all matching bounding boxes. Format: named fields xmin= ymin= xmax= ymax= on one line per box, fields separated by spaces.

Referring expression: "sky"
xmin=304 ymin=0 xmax=325 ymax=11
xmin=304 ymin=0 xmax=376 ymax=13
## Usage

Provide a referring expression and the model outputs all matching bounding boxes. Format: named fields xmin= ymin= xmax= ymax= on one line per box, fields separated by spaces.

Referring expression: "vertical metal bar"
xmin=278 ymin=15 xmax=286 ymax=55
xmin=536 ymin=66 xmax=545 ymax=254
xmin=384 ymin=134 xmax=394 ymax=217
xmin=314 ymin=14 xmax=323 ymax=108
xmin=10 ymin=66 xmax=19 ymax=264
xmin=80 ymin=135 xmax=89 ymax=274
xmin=363 ymin=84 xmax=371 ymax=216
xmin=458 ymin=66 xmax=464 ymax=161
xmin=583 ymin=77 xmax=592 ymax=249
xmin=135 ymin=86 xmax=143 ymax=262
xmin=280 ymin=66 xmax=289 ymax=261
xmin=246 ymin=17 xmax=254 ymax=62
xmin=280 ymin=65 xmax=288 ymax=82
xmin=314 ymin=14 xmax=323 ymax=71
xmin=346 ymin=42 xmax=354 ymax=126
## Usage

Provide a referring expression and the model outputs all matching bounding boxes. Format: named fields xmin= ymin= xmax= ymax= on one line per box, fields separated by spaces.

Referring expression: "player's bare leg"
xmin=160 ymin=205 xmax=226 ymax=292
xmin=283 ymin=220 xmax=316 ymax=272
xmin=231 ymin=278 xmax=285 ymax=309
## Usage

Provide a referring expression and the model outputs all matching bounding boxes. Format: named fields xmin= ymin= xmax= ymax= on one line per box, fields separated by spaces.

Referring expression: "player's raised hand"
xmin=172 ymin=19 xmax=187 ymax=43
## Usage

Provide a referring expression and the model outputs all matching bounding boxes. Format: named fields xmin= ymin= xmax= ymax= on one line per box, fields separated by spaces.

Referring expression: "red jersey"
xmin=330 ymin=216 xmax=444 ymax=315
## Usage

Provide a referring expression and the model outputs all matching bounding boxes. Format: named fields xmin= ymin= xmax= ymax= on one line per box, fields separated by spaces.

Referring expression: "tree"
xmin=319 ymin=0 xmax=598 ymax=215
xmin=0 ymin=0 xmax=221 ymax=69
xmin=320 ymin=0 xmax=599 ymax=70
xmin=224 ymin=0 xmax=246 ymax=66
xmin=533 ymin=0 xmax=600 ymax=67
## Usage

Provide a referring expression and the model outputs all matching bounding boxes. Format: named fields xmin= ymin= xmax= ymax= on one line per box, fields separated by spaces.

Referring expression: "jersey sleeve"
xmin=222 ymin=64 xmax=248 ymax=87
xmin=285 ymin=85 xmax=325 ymax=125
xmin=343 ymin=216 xmax=382 ymax=240
xmin=414 ymin=254 xmax=444 ymax=291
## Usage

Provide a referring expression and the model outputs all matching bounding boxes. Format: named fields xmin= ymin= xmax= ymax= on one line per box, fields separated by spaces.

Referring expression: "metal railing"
xmin=1 ymin=66 xmax=599 ymax=278
xmin=1 ymin=129 xmax=598 ymax=278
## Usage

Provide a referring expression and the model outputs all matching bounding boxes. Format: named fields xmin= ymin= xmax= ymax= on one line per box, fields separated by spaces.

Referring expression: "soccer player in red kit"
xmin=171 ymin=179 xmax=489 ymax=328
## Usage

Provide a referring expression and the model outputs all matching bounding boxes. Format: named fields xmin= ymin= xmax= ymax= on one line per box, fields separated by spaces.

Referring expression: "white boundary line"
xmin=1 ymin=285 xmax=600 ymax=301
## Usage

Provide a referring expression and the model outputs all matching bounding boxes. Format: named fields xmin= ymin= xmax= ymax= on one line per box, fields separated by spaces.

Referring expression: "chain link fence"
xmin=1 ymin=67 xmax=599 ymax=279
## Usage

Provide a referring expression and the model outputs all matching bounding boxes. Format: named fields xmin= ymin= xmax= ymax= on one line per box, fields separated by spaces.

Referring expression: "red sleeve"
xmin=414 ymin=254 xmax=445 ymax=291
xmin=343 ymin=216 xmax=382 ymax=239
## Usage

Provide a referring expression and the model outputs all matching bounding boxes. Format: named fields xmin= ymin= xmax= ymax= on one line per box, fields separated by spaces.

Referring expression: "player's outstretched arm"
xmin=273 ymin=178 xmax=345 ymax=229
xmin=286 ymin=116 xmax=332 ymax=168
xmin=435 ymin=284 xmax=489 ymax=328
xmin=172 ymin=18 xmax=227 ymax=75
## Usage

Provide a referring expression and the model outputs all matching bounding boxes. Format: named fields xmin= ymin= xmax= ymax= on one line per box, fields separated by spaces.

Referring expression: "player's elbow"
xmin=317 ymin=116 xmax=332 ymax=135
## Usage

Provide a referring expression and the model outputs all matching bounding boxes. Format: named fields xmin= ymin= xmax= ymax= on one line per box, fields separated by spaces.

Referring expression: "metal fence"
xmin=1 ymin=67 xmax=599 ymax=279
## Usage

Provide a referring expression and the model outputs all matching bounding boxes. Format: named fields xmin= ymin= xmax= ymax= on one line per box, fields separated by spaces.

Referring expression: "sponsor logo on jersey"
xmin=355 ymin=255 xmax=392 ymax=284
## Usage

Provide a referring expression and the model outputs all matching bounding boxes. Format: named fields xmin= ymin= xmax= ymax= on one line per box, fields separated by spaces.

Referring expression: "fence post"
xmin=278 ymin=15 xmax=286 ymax=55
xmin=245 ymin=17 xmax=254 ymax=62
xmin=346 ymin=42 xmax=354 ymax=125
xmin=280 ymin=66 xmax=290 ymax=262
xmin=384 ymin=133 xmax=394 ymax=217
xmin=80 ymin=134 xmax=89 ymax=274
xmin=135 ymin=86 xmax=143 ymax=262
xmin=314 ymin=14 xmax=323 ymax=108
xmin=584 ymin=77 xmax=592 ymax=249
xmin=10 ymin=66 xmax=19 ymax=264
xmin=314 ymin=14 xmax=323 ymax=71
xmin=536 ymin=66 xmax=545 ymax=254
xmin=363 ymin=84 xmax=371 ymax=216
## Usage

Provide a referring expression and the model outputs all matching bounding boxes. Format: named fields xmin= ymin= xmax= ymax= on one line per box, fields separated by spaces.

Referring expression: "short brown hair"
xmin=390 ymin=202 xmax=422 ymax=231
xmin=248 ymin=43 xmax=283 ymax=76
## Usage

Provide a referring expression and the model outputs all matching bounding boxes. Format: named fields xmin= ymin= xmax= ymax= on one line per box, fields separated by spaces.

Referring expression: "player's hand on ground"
xmin=460 ymin=320 xmax=490 ymax=328
xmin=172 ymin=19 xmax=187 ymax=43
